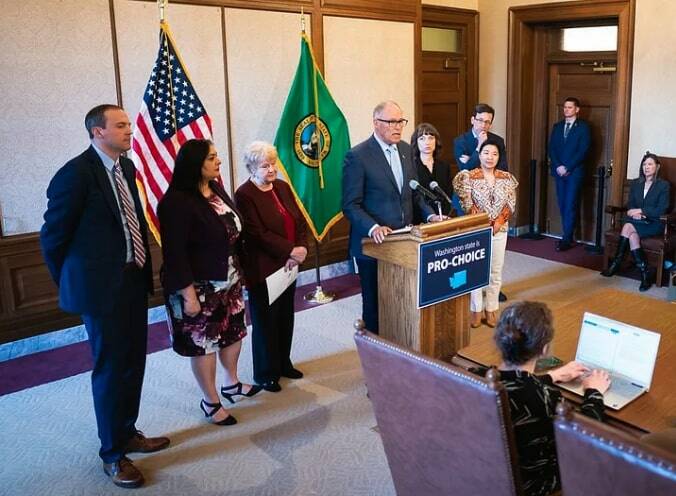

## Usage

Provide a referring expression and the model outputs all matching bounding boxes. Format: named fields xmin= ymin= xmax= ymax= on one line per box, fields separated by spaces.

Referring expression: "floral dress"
xmin=166 ymin=194 xmax=247 ymax=357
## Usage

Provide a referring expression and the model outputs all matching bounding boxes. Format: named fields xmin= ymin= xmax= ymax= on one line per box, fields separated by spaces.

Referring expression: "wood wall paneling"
xmin=0 ymin=234 xmax=165 ymax=345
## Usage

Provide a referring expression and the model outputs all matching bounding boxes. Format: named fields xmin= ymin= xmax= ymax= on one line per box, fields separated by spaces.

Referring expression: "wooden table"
xmin=456 ymin=288 xmax=676 ymax=434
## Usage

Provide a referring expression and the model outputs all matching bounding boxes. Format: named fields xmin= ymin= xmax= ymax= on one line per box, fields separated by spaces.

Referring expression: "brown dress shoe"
xmin=103 ymin=457 xmax=144 ymax=488
xmin=470 ymin=311 xmax=483 ymax=328
xmin=485 ymin=311 xmax=497 ymax=328
xmin=124 ymin=431 xmax=170 ymax=454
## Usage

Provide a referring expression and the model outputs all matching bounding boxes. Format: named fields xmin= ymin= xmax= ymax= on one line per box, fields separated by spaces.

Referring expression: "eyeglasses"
xmin=258 ymin=162 xmax=276 ymax=170
xmin=376 ymin=118 xmax=409 ymax=128
xmin=473 ymin=117 xmax=492 ymax=126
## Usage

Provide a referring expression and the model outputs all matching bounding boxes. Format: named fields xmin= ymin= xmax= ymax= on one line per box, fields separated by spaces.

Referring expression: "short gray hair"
xmin=373 ymin=100 xmax=401 ymax=119
xmin=243 ymin=141 xmax=278 ymax=174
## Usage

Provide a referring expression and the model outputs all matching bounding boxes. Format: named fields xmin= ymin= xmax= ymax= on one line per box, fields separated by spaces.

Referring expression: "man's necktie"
xmin=564 ymin=122 xmax=571 ymax=140
xmin=113 ymin=162 xmax=146 ymax=268
xmin=387 ymin=145 xmax=404 ymax=193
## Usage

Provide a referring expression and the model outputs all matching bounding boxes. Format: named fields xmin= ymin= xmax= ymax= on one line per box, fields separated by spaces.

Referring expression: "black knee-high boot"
xmin=601 ymin=236 xmax=629 ymax=277
xmin=631 ymin=248 xmax=652 ymax=292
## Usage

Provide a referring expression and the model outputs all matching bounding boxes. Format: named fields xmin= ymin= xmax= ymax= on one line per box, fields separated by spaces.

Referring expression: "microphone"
xmin=429 ymin=181 xmax=452 ymax=204
xmin=409 ymin=179 xmax=439 ymax=202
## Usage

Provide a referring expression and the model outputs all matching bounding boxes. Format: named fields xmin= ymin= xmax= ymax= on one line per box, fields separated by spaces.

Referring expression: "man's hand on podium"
xmin=370 ymin=225 xmax=393 ymax=244
xmin=429 ymin=214 xmax=447 ymax=223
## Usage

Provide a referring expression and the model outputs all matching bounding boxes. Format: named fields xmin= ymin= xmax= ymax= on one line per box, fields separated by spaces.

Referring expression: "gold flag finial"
xmin=158 ymin=0 xmax=167 ymax=23
xmin=301 ymin=7 xmax=305 ymax=33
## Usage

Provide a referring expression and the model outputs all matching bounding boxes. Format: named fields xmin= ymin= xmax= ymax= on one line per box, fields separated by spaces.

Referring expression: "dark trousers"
xmin=355 ymin=256 xmax=378 ymax=334
xmin=82 ymin=266 xmax=148 ymax=463
xmin=248 ymin=281 xmax=296 ymax=384
xmin=555 ymin=172 xmax=584 ymax=243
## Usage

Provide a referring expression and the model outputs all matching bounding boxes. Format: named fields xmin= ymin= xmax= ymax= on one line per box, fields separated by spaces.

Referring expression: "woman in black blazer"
xmin=601 ymin=152 xmax=671 ymax=291
xmin=158 ymin=139 xmax=260 ymax=427
xmin=235 ymin=141 xmax=308 ymax=393
xmin=410 ymin=122 xmax=454 ymax=221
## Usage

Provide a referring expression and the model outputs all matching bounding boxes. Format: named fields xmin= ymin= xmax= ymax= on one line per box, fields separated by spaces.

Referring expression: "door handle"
xmin=606 ymin=159 xmax=614 ymax=177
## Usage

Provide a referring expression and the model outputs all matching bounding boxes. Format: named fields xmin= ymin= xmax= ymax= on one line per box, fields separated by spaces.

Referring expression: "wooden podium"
xmin=362 ymin=213 xmax=490 ymax=361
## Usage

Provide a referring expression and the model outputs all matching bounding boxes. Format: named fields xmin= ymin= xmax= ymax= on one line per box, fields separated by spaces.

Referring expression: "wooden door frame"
xmin=417 ymin=5 xmax=479 ymax=127
xmin=506 ymin=0 xmax=635 ymax=228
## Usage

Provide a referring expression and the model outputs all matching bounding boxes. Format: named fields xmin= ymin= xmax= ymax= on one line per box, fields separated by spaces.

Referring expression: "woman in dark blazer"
xmin=158 ymin=139 xmax=260 ymax=427
xmin=410 ymin=122 xmax=454 ymax=221
xmin=601 ymin=152 xmax=670 ymax=291
xmin=235 ymin=141 xmax=308 ymax=393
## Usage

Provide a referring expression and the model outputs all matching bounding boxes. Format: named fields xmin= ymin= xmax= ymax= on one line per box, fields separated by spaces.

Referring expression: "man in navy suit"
xmin=40 ymin=105 xmax=169 ymax=488
xmin=342 ymin=101 xmax=438 ymax=333
xmin=548 ymin=97 xmax=591 ymax=251
xmin=453 ymin=103 xmax=508 ymax=173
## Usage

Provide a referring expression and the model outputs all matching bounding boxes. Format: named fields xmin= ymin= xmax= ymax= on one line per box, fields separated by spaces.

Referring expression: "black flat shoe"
xmin=260 ymin=380 xmax=282 ymax=392
xmin=555 ymin=240 xmax=572 ymax=252
xmin=498 ymin=291 xmax=507 ymax=302
xmin=200 ymin=399 xmax=237 ymax=426
xmin=281 ymin=368 xmax=304 ymax=379
xmin=220 ymin=382 xmax=262 ymax=404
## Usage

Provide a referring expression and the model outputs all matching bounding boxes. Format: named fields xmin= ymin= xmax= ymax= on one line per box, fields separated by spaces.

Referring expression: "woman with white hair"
xmin=235 ymin=141 xmax=308 ymax=393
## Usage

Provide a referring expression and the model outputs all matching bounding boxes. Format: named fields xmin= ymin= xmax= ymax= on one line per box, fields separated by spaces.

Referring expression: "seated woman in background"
xmin=453 ymin=139 xmax=518 ymax=328
xmin=158 ymin=139 xmax=260 ymax=427
xmin=601 ymin=152 xmax=670 ymax=291
xmin=410 ymin=122 xmax=454 ymax=220
xmin=235 ymin=141 xmax=308 ymax=393
xmin=479 ymin=301 xmax=610 ymax=496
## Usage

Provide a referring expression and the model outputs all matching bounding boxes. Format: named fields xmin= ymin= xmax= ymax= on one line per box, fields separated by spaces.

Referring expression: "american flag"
xmin=131 ymin=23 xmax=212 ymax=242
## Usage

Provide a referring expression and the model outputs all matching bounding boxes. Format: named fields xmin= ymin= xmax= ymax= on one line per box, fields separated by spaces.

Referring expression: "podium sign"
xmin=417 ymin=227 xmax=492 ymax=308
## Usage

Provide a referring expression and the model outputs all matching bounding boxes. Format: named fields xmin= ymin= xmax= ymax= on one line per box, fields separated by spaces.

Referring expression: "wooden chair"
xmin=554 ymin=403 xmax=676 ymax=495
xmin=603 ymin=155 xmax=676 ymax=286
xmin=354 ymin=323 xmax=523 ymax=496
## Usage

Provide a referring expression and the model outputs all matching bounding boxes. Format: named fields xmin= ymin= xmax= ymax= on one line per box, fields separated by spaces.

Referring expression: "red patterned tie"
xmin=113 ymin=162 xmax=146 ymax=268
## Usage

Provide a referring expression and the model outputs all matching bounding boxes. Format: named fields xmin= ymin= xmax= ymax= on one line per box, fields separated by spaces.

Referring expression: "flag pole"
xmin=300 ymin=11 xmax=334 ymax=305
xmin=304 ymin=239 xmax=335 ymax=304
xmin=158 ymin=0 xmax=167 ymax=23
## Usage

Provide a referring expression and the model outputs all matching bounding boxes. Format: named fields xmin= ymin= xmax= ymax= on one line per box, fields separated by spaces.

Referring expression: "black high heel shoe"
xmin=220 ymin=382 xmax=262 ymax=404
xmin=200 ymin=399 xmax=237 ymax=426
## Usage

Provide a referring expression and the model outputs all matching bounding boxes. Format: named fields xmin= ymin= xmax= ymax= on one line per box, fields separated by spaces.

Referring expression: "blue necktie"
xmin=387 ymin=146 xmax=404 ymax=193
xmin=564 ymin=122 xmax=571 ymax=140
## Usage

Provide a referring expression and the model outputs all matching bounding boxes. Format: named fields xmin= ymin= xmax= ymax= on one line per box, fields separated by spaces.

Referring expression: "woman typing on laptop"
xmin=474 ymin=301 xmax=611 ymax=496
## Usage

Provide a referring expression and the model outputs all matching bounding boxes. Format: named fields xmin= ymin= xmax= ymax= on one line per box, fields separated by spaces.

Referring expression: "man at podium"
xmin=342 ymin=101 xmax=440 ymax=334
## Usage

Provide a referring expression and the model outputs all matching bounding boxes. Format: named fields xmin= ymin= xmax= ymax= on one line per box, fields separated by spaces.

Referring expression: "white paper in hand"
xmin=266 ymin=264 xmax=299 ymax=305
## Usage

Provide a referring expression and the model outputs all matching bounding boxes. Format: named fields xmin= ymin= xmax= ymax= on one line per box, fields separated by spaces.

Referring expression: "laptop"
xmin=558 ymin=312 xmax=661 ymax=410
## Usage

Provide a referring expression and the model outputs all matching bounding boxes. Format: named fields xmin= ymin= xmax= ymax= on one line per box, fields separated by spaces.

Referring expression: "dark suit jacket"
xmin=235 ymin=179 xmax=308 ymax=288
xmin=40 ymin=146 xmax=153 ymax=316
xmin=453 ymin=130 xmax=508 ymax=171
xmin=342 ymin=136 xmax=433 ymax=258
xmin=627 ymin=177 xmax=670 ymax=221
xmin=158 ymin=180 xmax=241 ymax=294
xmin=548 ymin=119 xmax=591 ymax=177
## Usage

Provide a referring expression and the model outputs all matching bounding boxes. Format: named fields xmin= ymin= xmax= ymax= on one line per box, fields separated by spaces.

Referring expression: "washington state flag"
xmin=274 ymin=32 xmax=350 ymax=241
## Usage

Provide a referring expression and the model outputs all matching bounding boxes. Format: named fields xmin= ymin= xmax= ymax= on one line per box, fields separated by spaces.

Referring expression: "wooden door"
xmin=420 ymin=7 xmax=478 ymax=165
xmin=545 ymin=61 xmax=616 ymax=243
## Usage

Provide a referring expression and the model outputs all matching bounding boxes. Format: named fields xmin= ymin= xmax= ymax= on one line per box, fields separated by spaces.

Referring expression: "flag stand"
xmin=304 ymin=240 xmax=335 ymax=304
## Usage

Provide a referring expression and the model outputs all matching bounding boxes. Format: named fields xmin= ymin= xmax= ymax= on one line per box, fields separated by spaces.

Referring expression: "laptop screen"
xmin=575 ymin=312 xmax=661 ymax=389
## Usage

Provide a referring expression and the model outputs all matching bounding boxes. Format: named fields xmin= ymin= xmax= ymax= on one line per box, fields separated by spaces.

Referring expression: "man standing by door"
xmin=40 ymin=104 xmax=169 ymax=488
xmin=342 ymin=100 xmax=438 ymax=334
xmin=548 ymin=97 xmax=591 ymax=251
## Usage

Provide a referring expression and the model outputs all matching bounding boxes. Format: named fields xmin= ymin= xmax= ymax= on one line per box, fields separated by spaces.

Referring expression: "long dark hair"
xmin=638 ymin=151 xmax=661 ymax=181
xmin=410 ymin=122 xmax=442 ymax=169
xmin=168 ymin=139 xmax=213 ymax=196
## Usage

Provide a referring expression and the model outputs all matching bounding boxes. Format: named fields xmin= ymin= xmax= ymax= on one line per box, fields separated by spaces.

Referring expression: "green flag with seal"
xmin=274 ymin=32 xmax=350 ymax=241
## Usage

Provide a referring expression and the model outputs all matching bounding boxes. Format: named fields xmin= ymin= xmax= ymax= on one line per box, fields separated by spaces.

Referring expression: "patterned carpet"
xmin=0 ymin=252 xmax=668 ymax=495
